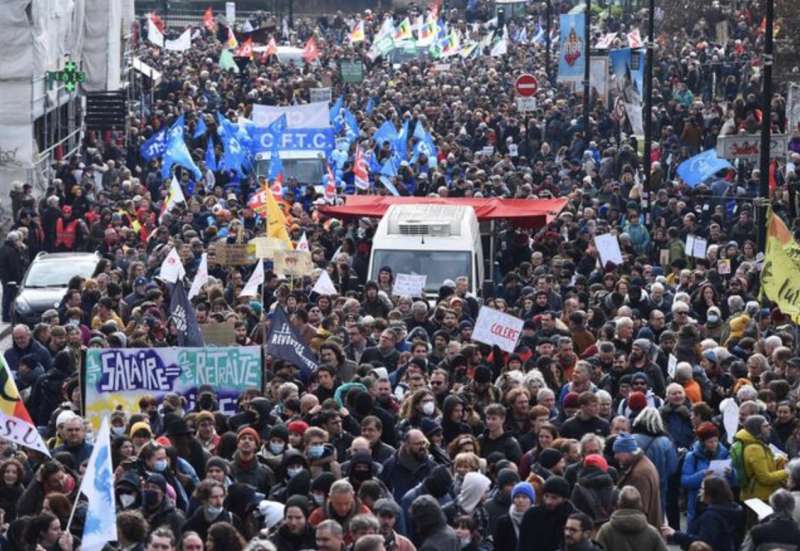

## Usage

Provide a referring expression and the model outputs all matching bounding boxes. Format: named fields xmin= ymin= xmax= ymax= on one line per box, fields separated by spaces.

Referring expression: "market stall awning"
xmin=318 ymin=197 xmax=568 ymax=229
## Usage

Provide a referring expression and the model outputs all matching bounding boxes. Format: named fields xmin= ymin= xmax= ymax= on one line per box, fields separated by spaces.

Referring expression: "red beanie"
xmin=583 ymin=453 xmax=609 ymax=473
xmin=237 ymin=427 xmax=261 ymax=446
xmin=563 ymin=392 xmax=580 ymax=409
xmin=287 ymin=420 xmax=309 ymax=435
xmin=628 ymin=391 xmax=647 ymax=411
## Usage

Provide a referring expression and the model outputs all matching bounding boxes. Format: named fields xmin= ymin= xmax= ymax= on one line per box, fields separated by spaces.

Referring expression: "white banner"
xmin=252 ymin=102 xmax=331 ymax=128
xmin=392 ymin=274 xmax=427 ymax=297
xmin=624 ymin=101 xmax=644 ymax=136
xmin=716 ymin=134 xmax=788 ymax=161
xmin=594 ymin=233 xmax=623 ymax=266
xmin=472 ymin=307 xmax=524 ymax=353
xmin=147 ymin=17 xmax=164 ymax=47
xmin=590 ymin=56 xmax=609 ymax=106
xmin=165 ymin=29 xmax=191 ymax=51
xmin=309 ymin=87 xmax=332 ymax=103
xmin=789 ymin=84 xmax=800 ymax=135
xmin=225 ymin=1 xmax=236 ymax=25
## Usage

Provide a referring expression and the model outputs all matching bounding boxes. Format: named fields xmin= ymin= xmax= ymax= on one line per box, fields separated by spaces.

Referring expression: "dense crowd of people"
xmin=1 ymin=0 xmax=800 ymax=550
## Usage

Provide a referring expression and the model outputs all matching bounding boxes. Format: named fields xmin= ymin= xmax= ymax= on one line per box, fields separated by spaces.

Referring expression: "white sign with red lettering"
xmin=472 ymin=307 xmax=524 ymax=353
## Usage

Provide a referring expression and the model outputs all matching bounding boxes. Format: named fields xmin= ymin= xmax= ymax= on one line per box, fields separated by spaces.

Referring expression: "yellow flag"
xmin=265 ymin=186 xmax=292 ymax=247
xmin=762 ymin=209 xmax=800 ymax=322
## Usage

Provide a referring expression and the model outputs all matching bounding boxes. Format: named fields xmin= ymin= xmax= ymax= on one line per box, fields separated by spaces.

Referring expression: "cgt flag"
xmin=169 ymin=282 xmax=204 ymax=347
xmin=266 ymin=307 xmax=317 ymax=382
xmin=0 ymin=356 xmax=50 ymax=456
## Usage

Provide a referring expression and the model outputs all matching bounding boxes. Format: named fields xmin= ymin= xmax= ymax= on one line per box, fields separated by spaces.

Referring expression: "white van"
xmin=368 ymin=204 xmax=484 ymax=300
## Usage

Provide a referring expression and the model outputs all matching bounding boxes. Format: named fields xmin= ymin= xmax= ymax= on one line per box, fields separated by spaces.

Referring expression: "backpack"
xmin=729 ymin=438 xmax=753 ymax=489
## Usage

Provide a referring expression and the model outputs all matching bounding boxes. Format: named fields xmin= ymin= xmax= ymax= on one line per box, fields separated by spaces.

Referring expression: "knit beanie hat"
xmin=542 ymin=476 xmax=570 ymax=499
xmin=511 ymin=481 xmax=536 ymax=503
xmin=612 ymin=432 xmax=640 ymax=454
xmin=538 ymin=448 xmax=563 ymax=470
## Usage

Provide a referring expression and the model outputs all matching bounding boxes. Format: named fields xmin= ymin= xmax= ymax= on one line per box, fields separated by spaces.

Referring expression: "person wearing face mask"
xmin=142 ymin=473 xmax=185 ymax=538
xmin=268 ymin=450 xmax=311 ymax=502
xmin=184 ymin=479 xmax=239 ymax=541
xmin=260 ymin=424 xmax=290 ymax=472
xmin=303 ymin=427 xmax=342 ymax=479
xmin=115 ymin=469 xmax=143 ymax=511
xmin=110 ymin=410 xmax=129 ymax=439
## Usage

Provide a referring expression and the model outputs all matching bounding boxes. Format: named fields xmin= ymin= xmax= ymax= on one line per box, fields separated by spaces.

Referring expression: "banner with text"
xmin=84 ymin=347 xmax=262 ymax=429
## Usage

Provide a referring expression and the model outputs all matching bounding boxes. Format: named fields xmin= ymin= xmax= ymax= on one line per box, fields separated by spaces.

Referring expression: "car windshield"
xmin=370 ymin=250 xmax=471 ymax=291
xmin=24 ymin=258 xmax=97 ymax=288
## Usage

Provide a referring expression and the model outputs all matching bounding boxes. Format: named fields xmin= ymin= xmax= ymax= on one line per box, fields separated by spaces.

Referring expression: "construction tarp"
xmin=318 ymin=197 xmax=568 ymax=228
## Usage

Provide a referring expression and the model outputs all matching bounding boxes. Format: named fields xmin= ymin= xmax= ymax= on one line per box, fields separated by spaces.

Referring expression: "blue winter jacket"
xmin=633 ymin=433 xmax=678 ymax=514
xmin=681 ymin=441 xmax=736 ymax=523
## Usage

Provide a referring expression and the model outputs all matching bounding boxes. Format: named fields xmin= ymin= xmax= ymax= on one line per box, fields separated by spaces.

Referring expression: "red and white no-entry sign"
xmin=515 ymin=73 xmax=538 ymax=97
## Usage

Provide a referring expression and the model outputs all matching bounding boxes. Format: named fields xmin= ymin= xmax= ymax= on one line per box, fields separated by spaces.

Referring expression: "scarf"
xmin=508 ymin=503 xmax=525 ymax=537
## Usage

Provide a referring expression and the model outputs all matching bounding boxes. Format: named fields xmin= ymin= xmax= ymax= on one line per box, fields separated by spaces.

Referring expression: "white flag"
xmin=165 ymin=28 xmax=192 ymax=51
xmin=296 ymin=232 xmax=309 ymax=252
xmin=491 ymin=27 xmax=509 ymax=57
xmin=240 ymin=260 xmax=264 ymax=297
xmin=160 ymin=176 xmax=186 ymax=223
xmin=147 ymin=16 xmax=165 ymax=47
xmin=188 ymin=253 xmax=208 ymax=299
xmin=159 ymin=247 xmax=186 ymax=284
xmin=79 ymin=416 xmax=117 ymax=551
xmin=312 ymin=270 xmax=338 ymax=296
xmin=243 ymin=19 xmax=254 ymax=33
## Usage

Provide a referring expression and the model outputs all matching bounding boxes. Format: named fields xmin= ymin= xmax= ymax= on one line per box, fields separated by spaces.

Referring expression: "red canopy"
xmin=318 ymin=197 xmax=568 ymax=229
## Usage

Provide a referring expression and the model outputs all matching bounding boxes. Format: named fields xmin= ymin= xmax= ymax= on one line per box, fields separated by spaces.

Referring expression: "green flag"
xmin=219 ymin=49 xmax=240 ymax=73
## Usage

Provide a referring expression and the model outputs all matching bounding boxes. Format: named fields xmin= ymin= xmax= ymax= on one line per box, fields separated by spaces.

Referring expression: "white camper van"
xmin=368 ymin=204 xmax=484 ymax=299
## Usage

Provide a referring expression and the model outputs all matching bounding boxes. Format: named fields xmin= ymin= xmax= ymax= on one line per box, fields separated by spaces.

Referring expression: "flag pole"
xmin=66 ymin=491 xmax=82 ymax=532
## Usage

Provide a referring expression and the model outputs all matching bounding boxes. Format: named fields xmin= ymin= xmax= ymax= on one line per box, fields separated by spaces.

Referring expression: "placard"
xmin=310 ymin=87 xmax=332 ymax=103
xmin=392 ymin=274 xmax=427 ymax=297
xmin=200 ymin=321 xmax=237 ymax=346
xmin=480 ymin=146 xmax=494 ymax=157
xmin=213 ymin=242 xmax=251 ymax=265
xmin=84 ymin=346 xmax=262 ymax=429
xmin=692 ymin=237 xmax=707 ymax=259
xmin=340 ymin=60 xmax=364 ymax=83
xmin=274 ymin=250 xmax=313 ymax=277
xmin=225 ymin=1 xmax=236 ymax=25
xmin=248 ymin=236 xmax=291 ymax=259
xmin=594 ymin=233 xmax=624 ymax=266
xmin=472 ymin=307 xmax=524 ymax=353
xmin=516 ymin=97 xmax=537 ymax=112
xmin=717 ymin=258 xmax=731 ymax=274
xmin=659 ymin=248 xmax=670 ymax=267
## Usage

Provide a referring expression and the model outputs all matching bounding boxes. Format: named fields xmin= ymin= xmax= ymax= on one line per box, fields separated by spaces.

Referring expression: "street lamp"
xmin=643 ymin=0 xmax=655 ymax=225
xmin=757 ymin=0 xmax=774 ymax=251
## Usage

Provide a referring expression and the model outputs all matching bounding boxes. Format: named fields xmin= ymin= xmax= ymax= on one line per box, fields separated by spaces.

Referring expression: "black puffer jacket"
xmin=410 ymin=495 xmax=460 ymax=551
xmin=570 ymin=466 xmax=619 ymax=527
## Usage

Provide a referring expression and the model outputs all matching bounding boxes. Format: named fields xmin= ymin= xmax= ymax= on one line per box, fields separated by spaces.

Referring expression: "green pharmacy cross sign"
xmin=47 ymin=60 xmax=85 ymax=92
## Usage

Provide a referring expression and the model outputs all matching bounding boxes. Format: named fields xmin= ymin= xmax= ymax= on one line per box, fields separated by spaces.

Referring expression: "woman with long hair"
xmin=0 ymin=459 xmax=25 ymax=522
xmin=24 ymin=511 xmax=72 ymax=551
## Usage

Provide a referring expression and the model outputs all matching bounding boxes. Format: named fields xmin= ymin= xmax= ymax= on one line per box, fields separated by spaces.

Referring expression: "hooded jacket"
xmin=734 ymin=428 xmax=788 ymax=501
xmin=595 ymin=508 xmax=668 ymax=551
xmin=669 ymin=502 xmax=742 ymax=551
xmin=570 ymin=466 xmax=619 ymax=527
xmin=410 ymin=495 xmax=460 ymax=551
xmin=516 ymin=500 xmax=575 ymax=551
xmin=681 ymin=441 xmax=736 ymax=522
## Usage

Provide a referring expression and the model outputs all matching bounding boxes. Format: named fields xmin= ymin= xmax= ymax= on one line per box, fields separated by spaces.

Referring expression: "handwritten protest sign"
xmin=392 ymin=274 xmax=427 ymax=297
xmin=472 ymin=307 xmax=524 ymax=353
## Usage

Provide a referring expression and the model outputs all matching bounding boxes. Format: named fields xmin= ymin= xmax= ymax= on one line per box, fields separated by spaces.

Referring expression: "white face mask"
xmin=460 ymin=537 xmax=471 ymax=548
xmin=287 ymin=466 xmax=304 ymax=478
xmin=422 ymin=402 xmax=435 ymax=416
xmin=119 ymin=494 xmax=136 ymax=508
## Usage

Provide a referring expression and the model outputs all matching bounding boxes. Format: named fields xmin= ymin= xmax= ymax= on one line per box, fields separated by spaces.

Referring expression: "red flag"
xmin=325 ymin=164 xmax=337 ymax=202
xmin=769 ymin=159 xmax=778 ymax=193
xmin=150 ymin=12 xmax=165 ymax=32
xmin=430 ymin=0 xmax=441 ymax=18
xmin=203 ymin=7 xmax=215 ymax=31
xmin=236 ymin=37 xmax=254 ymax=59
xmin=266 ymin=37 xmax=278 ymax=57
xmin=354 ymin=146 xmax=369 ymax=190
xmin=302 ymin=37 xmax=320 ymax=63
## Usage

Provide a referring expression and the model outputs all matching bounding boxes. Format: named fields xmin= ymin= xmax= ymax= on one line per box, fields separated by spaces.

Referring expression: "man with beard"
xmin=380 ymin=429 xmax=435 ymax=502
xmin=562 ymin=512 xmax=603 ymax=551
xmin=517 ymin=476 xmax=575 ymax=551
xmin=629 ymin=339 xmax=666 ymax=397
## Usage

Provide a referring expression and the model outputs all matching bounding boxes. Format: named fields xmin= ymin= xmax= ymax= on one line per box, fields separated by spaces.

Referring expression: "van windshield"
xmin=370 ymin=250 xmax=471 ymax=291
xmin=254 ymin=158 xmax=324 ymax=184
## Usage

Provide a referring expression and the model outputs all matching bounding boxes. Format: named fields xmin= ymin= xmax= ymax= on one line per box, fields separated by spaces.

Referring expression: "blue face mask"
xmin=308 ymin=444 xmax=325 ymax=459
xmin=153 ymin=459 xmax=168 ymax=473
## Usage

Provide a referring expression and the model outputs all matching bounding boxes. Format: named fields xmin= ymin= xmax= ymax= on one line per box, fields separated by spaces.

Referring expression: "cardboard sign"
xmin=717 ymin=258 xmax=731 ymax=275
xmin=248 ymin=236 xmax=291 ymax=259
xmin=200 ymin=321 xmax=237 ymax=346
xmin=392 ymin=274 xmax=427 ymax=297
xmin=594 ymin=233 xmax=624 ymax=267
xmin=213 ymin=242 xmax=251 ymax=265
xmin=516 ymin=97 xmax=537 ymax=112
xmin=472 ymin=307 xmax=524 ymax=353
xmin=225 ymin=1 xmax=236 ymax=24
xmin=274 ymin=250 xmax=313 ymax=277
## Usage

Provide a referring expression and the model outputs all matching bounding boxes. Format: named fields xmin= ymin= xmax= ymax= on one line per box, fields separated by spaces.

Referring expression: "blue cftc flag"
xmin=677 ymin=149 xmax=734 ymax=188
xmin=169 ymin=282 xmax=204 ymax=347
xmin=266 ymin=307 xmax=317 ymax=382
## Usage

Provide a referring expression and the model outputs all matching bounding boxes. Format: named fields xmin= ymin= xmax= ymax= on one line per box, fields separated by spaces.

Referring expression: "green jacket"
xmin=596 ymin=509 xmax=668 ymax=551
